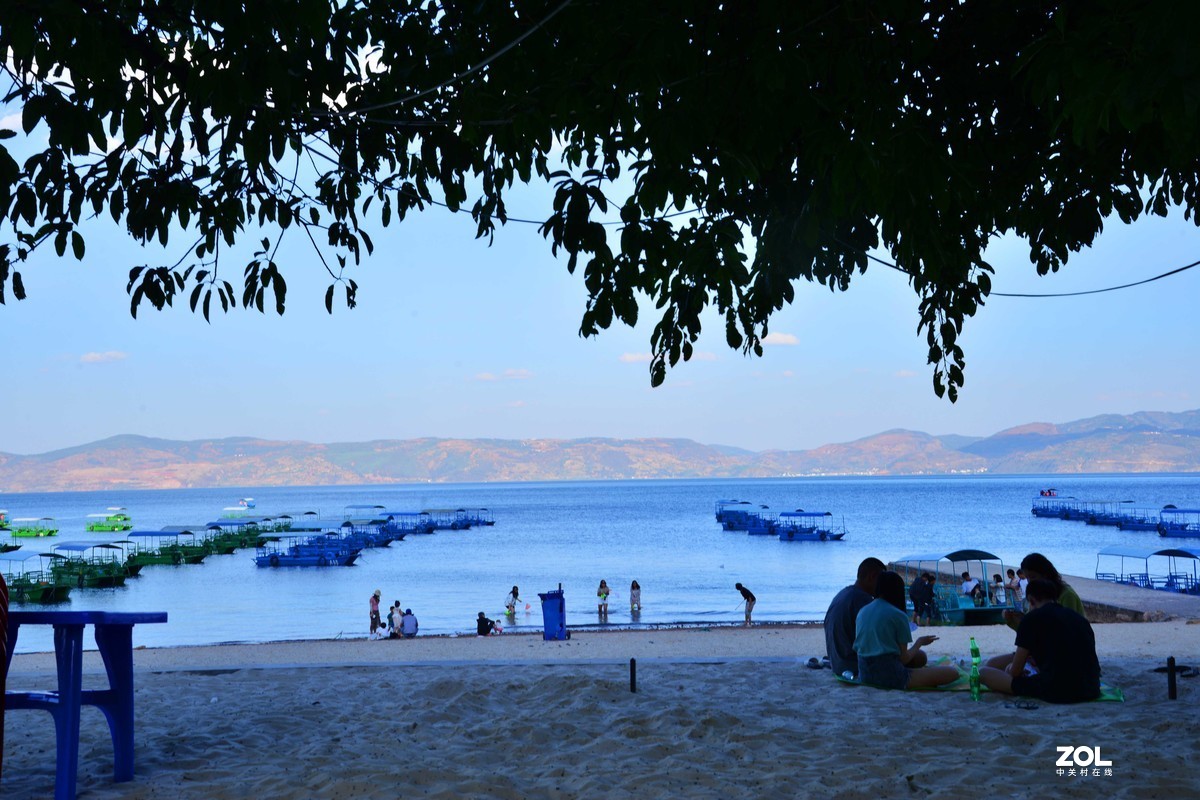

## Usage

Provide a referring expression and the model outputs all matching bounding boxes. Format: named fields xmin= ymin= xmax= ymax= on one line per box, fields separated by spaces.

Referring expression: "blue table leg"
xmin=52 ymin=624 xmax=85 ymax=800
xmin=89 ymin=623 xmax=136 ymax=782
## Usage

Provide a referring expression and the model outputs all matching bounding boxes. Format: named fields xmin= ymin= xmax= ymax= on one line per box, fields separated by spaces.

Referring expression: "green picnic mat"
xmin=833 ymin=658 xmax=1124 ymax=701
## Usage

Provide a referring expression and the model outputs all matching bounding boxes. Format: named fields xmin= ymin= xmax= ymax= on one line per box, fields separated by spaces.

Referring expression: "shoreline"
xmin=9 ymin=619 xmax=1198 ymax=677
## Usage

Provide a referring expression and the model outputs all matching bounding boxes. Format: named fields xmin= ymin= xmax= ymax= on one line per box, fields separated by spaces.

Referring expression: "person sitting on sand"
xmin=852 ymin=571 xmax=959 ymax=689
xmin=630 ymin=580 xmax=641 ymax=613
xmin=597 ymin=580 xmax=610 ymax=616
xmin=505 ymin=586 xmax=521 ymax=616
xmin=979 ymin=578 xmax=1101 ymax=704
xmin=824 ymin=558 xmax=887 ymax=677
xmin=477 ymin=612 xmax=498 ymax=636
xmin=735 ymin=582 xmax=756 ymax=625
xmin=400 ymin=608 xmax=419 ymax=638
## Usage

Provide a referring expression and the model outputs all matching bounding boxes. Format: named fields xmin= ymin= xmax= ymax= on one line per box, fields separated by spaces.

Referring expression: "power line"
xmin=346 ymin=0 xmax=574 ymax=116
xmin=859 ymin=250 xmax=1200 ymax=298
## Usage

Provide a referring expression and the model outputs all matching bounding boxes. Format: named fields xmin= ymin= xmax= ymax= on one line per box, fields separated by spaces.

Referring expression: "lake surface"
xmin=4 ymin=474 xmax=1199 ymax=652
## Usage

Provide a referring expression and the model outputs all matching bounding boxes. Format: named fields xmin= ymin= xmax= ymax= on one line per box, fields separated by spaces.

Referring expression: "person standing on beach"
xmin=597 ymin=580 xmax=610 ymax=617
xmin=824 ymin=557 xmax=893 ymax=677
xmin=979 ymin=578 xmax=1101 ymax=703
xmin=735 ymin=582 xmax=756 ymax=625
xmin=1005 ymin=569 xmax=1022 ymax=607
xmin=369 ymin=589 xmax=382 ymax=639
xmin=505 ymin=586 xmax=521 ymax=616
xmin=630 ymin=580 xmax=642 ymax=613
xmin=388 ymin=601 xmax=403 ymax=638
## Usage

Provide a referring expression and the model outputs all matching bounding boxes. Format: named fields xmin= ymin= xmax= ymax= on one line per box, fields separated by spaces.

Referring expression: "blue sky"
xmin=4 ymin=122 xmax=1200 ymax=455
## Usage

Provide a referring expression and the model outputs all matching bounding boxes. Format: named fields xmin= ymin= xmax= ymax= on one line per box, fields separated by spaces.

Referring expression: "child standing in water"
xmin=630 ymin=580 xmax=641 ymax=613
xmin=597 ymin=579 xmax=610 ymax=617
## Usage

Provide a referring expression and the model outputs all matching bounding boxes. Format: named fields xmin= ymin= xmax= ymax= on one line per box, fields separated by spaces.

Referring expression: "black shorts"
xmin=1011 ymin=673 xmax=1099 ymax=704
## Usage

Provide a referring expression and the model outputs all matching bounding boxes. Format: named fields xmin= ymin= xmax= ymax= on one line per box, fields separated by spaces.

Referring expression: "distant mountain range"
xmin=4 ymin=409 xmax=1200 ymax=492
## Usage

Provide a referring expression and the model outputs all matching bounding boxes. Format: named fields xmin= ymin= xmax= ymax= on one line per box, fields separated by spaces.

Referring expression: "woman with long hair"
xmin=852 ymin=571 xmax=959 ymax=689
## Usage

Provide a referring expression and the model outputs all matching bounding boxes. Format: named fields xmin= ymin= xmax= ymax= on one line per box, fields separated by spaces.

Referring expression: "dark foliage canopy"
xmin=2 ymin=1 xmax=1199 ymax=398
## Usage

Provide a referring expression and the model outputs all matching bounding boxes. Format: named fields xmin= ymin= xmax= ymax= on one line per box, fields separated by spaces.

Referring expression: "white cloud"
xmin=620 ymin=353 xmax=653 ymax=363
xmin=894 ymin=370 xmax=917 ymax=379
xmin=507 ymin=400 xmax=528 ymax=408
xmin=762 ymin=333 xmax=799 ymax=346
xmin=474 ymin=372 xmax=499 ymax=382
xmin=692 ymin=351 xmax=718 ymax=362
xmin=80 ymin=351 xmax=128 ymax=364
xmin=0 ymin=113 xmax=20 ymax=132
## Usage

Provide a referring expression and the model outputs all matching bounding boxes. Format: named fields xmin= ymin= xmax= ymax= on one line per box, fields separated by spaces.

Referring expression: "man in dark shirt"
xmin=980 ymin=579 xmax=1101 ymax=703
xmin=735 ymin=582 xmax=756 ymax=625
xmin=909 ymin=572 xmax=932 ymax=625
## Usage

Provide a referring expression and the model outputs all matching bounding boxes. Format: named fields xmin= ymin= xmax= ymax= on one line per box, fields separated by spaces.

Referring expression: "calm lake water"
xmin=4 ymin=474 xmax=1199 ymax=652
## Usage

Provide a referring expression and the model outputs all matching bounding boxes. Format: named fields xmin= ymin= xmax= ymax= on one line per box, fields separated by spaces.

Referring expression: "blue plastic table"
xmin=5 ymin=610 xmax=168 ymax=799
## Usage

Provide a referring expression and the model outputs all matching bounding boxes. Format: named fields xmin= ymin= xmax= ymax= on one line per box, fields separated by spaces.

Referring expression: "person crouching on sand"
xmin=852 ymin=571 xmax=959 ymax=689
xmin=477 ymin=612 xmax=500 ymax=636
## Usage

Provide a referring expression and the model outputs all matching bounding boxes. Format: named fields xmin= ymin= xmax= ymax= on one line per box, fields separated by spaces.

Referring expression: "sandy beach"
xmin=5 ymin=621 xmax=1199 ymax=798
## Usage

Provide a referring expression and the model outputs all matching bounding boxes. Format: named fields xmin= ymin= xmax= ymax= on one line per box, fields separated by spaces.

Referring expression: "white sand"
xmin=4 ymin=622 xmax=1199 ymax=798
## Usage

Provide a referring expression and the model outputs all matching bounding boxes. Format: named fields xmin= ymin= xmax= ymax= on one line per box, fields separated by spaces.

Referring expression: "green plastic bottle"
xmin=969 ymin=636 xmax=982 ymax=701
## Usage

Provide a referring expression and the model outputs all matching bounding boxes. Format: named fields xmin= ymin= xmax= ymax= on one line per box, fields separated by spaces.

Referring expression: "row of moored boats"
xmin=0 ymin=503 xmax=496 ymax=603
xmin=714 ymin=500 xmax=847 ymax=541
xmin=1031 ymin=490 xmax=1200 ymax=538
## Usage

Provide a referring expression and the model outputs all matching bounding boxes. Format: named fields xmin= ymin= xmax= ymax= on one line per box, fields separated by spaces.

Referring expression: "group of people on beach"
xmin=824 ymin=553 xmax=1100 ymax=703
xmin=595 ymin=579 xmax=642 ymax=619
xmin=368 ymin=589 xmax=419 ymax=640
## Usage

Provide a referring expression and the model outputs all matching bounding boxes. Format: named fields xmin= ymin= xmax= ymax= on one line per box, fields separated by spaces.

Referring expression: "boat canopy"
xmin=162 ymin=525 xmax=218 ymax=533
xmin=895 ymin=549 xmax=1003 ymax=563
xmin=52 ymin=541 xmax=123 ymax=552
xmin=1097 ymin=545 xmax=1200 ymax=560
xmin=0 ymin=550 xmax=38 ymax=562
xmin=778 ymin=511 xmax=832 ymax=519
xmin=1161 ymin=508 xmax=1200 ymax=515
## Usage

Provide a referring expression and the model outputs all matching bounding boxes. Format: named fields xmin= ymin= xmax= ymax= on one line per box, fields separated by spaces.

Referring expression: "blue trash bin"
xmin=537 ymin=588 xmax=569 ymax=640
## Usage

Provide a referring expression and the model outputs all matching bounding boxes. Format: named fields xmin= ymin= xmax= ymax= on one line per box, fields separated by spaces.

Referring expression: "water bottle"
xmin=969 ymin=636 xmax=982 ymax=701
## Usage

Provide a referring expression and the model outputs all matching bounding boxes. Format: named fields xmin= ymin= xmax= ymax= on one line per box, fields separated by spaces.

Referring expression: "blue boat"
xmin=1115 ymin=507 xmax=1163 ymax=531
xmin=381 ymin=511 xmax=436 ymax=535
xmin=1095 ymin=545 xmax=1200 ymax=593
xmin=1159 ymin=507 xmax=1200 ymax=539
xmin=254 ymin=534 xmax=360 ymax=567
xmin=776 ymin=511 xmax=846 ymax=542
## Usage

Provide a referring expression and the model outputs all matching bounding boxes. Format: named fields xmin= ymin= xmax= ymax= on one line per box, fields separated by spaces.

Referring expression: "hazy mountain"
xmin=3 ymin=409 xmax=1200 ymax=492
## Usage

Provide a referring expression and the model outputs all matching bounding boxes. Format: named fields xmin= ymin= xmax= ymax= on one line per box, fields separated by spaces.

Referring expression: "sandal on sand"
xmin=1004 ymin=699 xmax=1040 ymax=710
xmin=805 ymin=657 xmax=823 ymax=670
xmin=821 ymin=656 xmax=831 ymax=669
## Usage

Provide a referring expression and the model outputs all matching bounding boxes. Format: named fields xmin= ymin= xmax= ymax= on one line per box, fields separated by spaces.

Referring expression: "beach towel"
xmin=833 ymin=658 xmax=1124 ymax=701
